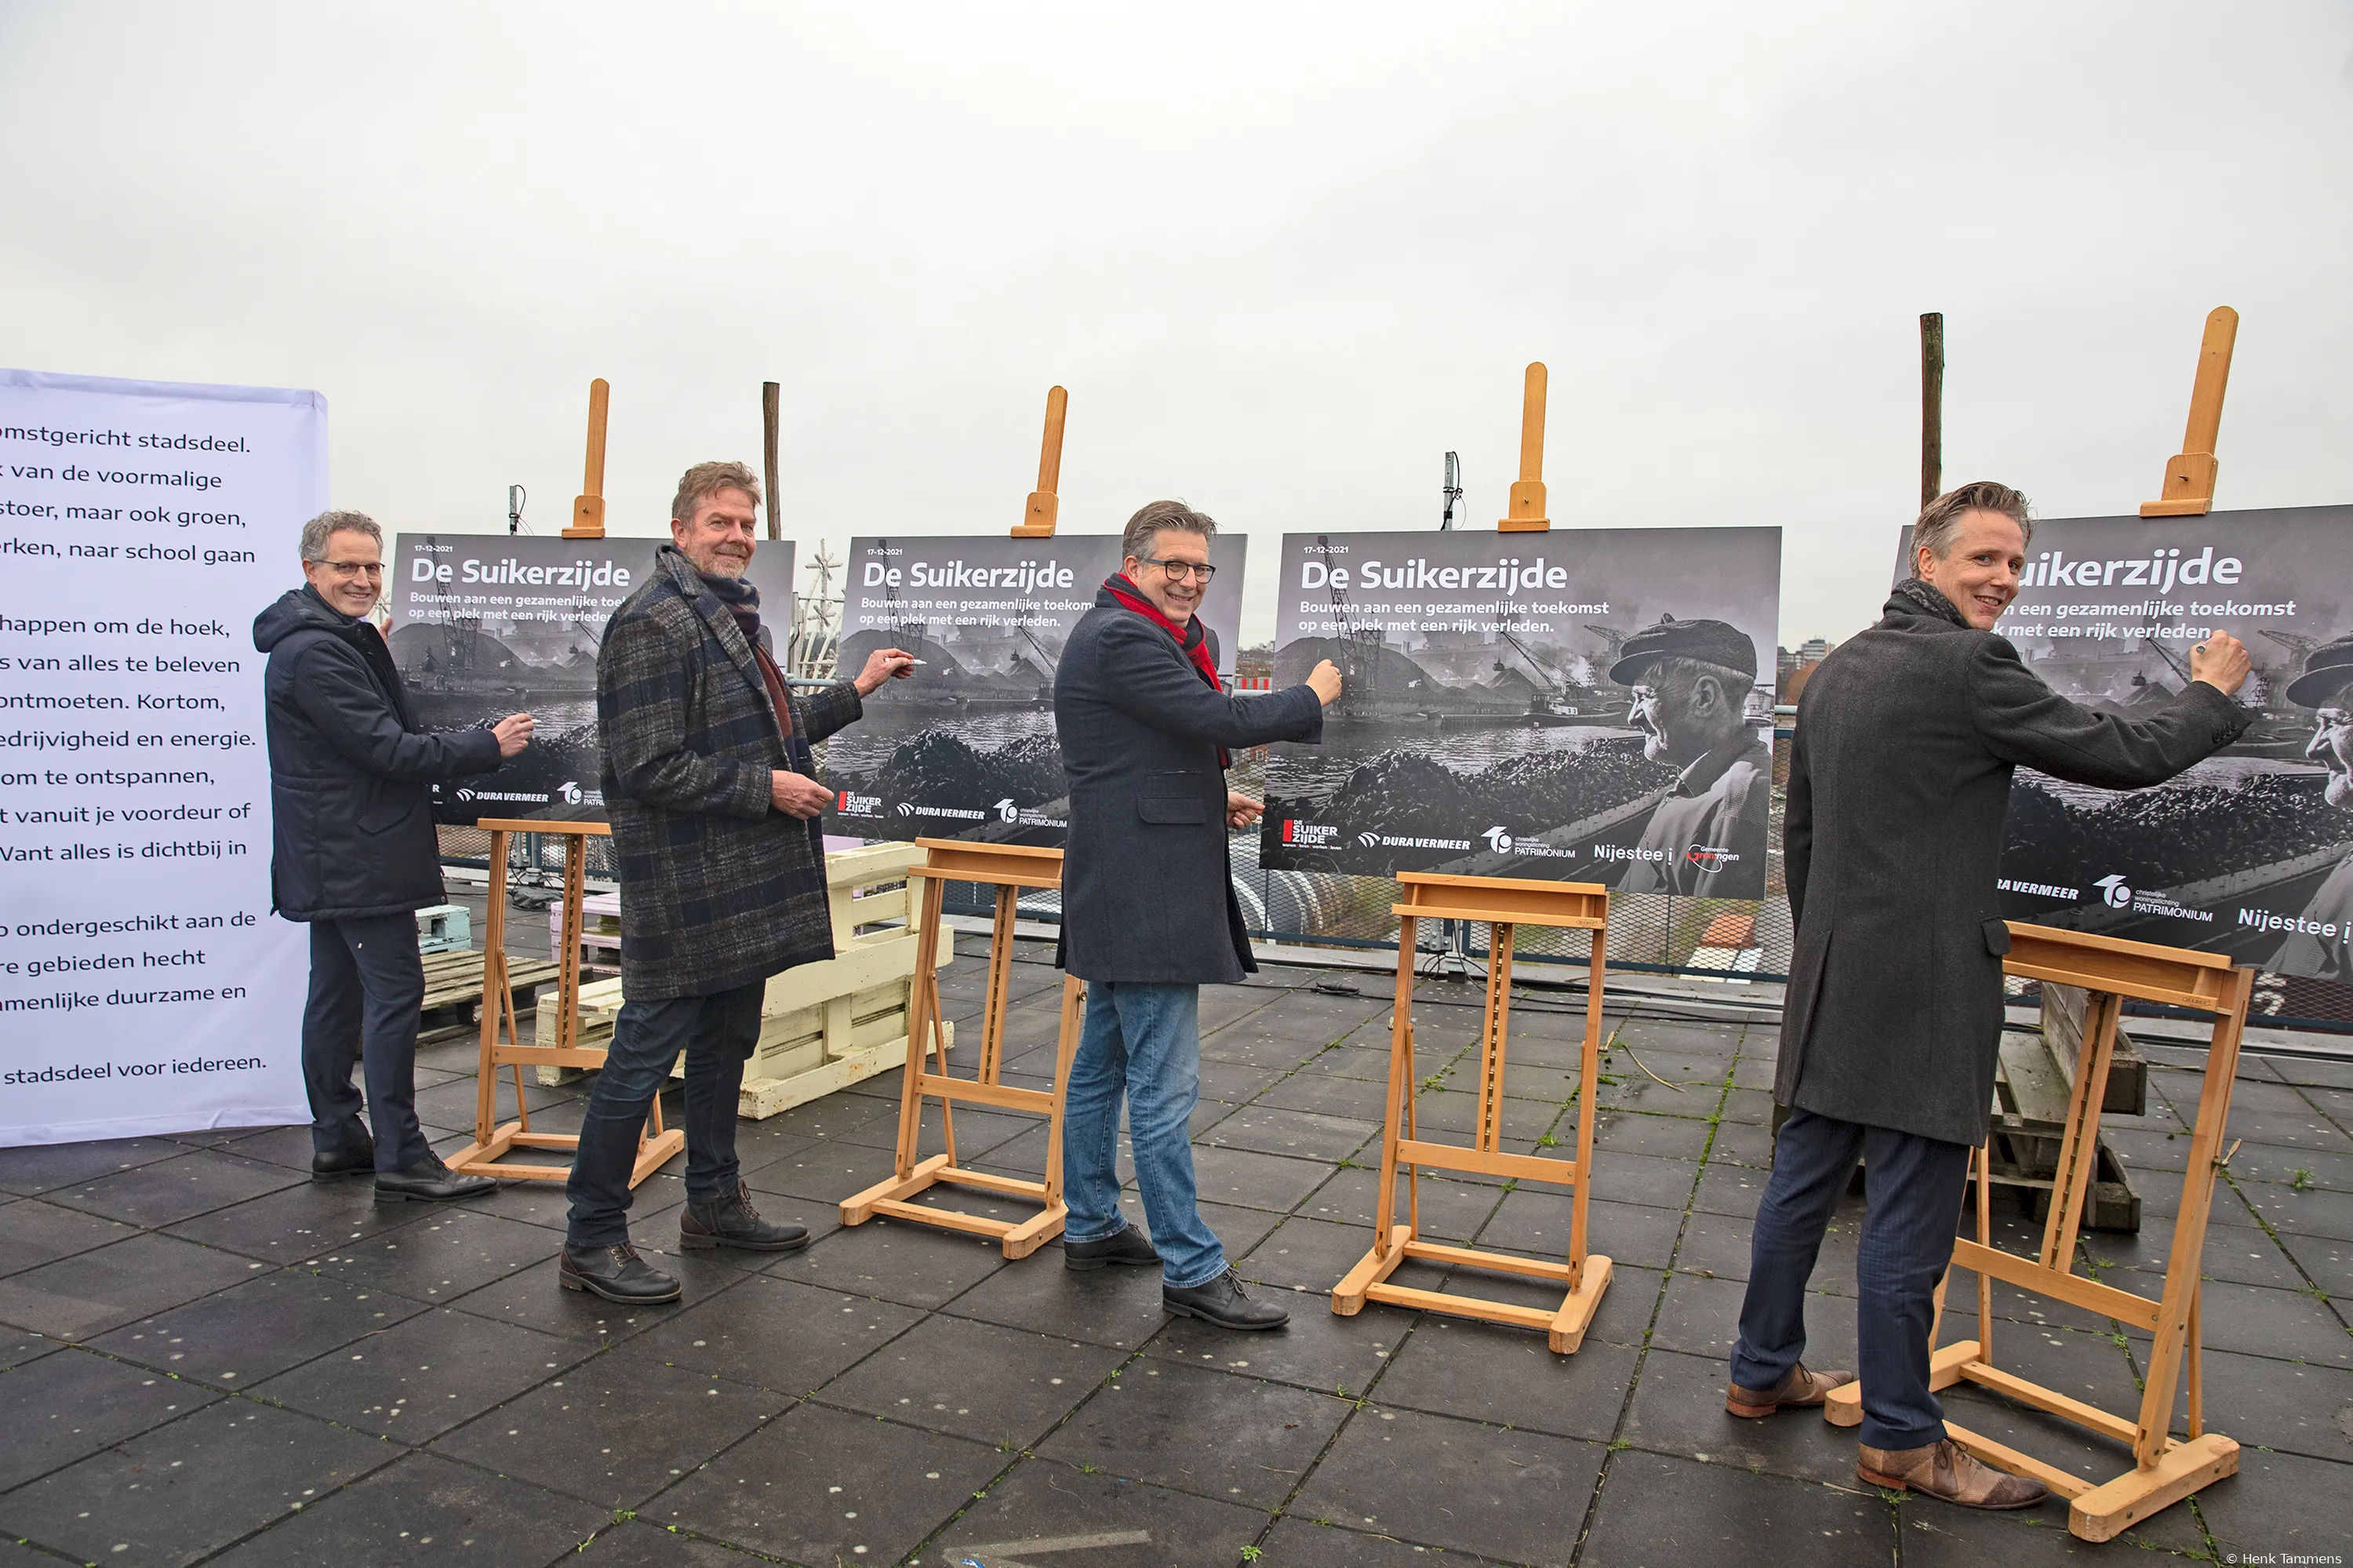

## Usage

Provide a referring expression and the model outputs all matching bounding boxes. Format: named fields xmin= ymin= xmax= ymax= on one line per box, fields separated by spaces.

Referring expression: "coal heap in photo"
xmin=2006 ymin=768 xmax=2350 ymax=896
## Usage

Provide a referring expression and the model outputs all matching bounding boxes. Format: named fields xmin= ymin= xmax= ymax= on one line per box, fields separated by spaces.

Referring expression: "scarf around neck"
xmin=1891 ymin=577 xmax=1970 ymax=629
xmin=697 ymin=566 xmax=762 ymax=644
xmin=1103 ymin=573 xmax=1229 ymax=767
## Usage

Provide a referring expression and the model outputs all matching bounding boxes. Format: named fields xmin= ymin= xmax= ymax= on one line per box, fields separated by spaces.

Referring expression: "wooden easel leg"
xmin=1038 ymin=977 xmax=1084 ymax=1212
xmin=1474 ymin=922 xmax=1514 ymax=1152
xmin=1568 ymin=927 xmax=1606 ymax=1286
xmin=889 ymin=876 xmax=947 ymax=1184
xmin=1339 ymin=918 xmax=1420 ymax=1317
xmin=2042 ymin=991 xmax=2119 ymax=1270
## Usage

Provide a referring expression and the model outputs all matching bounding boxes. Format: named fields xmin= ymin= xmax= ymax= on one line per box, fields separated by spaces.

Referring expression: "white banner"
xmin=0 ymin=369 xmax=324 ymax=1145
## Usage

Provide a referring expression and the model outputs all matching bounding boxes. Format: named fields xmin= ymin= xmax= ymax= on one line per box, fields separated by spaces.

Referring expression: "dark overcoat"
xmin=1056 ymin=588 xmax=1326 ymax=984
xmin=1780 ymin=584 xmax=2251 ymax=1146
xmin=600 ymin=546 xmax=862 ymax=1002
xmin=255 ymin=585 xmax=504 ymax=922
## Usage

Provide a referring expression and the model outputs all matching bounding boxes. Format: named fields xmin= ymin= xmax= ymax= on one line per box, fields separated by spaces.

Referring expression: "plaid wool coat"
xmin=598 ymin=546 xmax=863 ymax=1001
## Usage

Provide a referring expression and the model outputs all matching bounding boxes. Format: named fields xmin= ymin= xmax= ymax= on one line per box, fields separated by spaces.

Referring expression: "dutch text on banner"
xmin=1257 ymin=527 xmax=1784 ymax=898
xmin=0 ymin=368 xmax=324 ymax=1145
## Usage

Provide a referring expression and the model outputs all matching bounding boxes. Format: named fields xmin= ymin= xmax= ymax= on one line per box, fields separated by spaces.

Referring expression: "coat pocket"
xmin=1981 ymin=918 xmax=2012 ymax=956
xmin=1139 ymin=796 xmax=1207 ymax=825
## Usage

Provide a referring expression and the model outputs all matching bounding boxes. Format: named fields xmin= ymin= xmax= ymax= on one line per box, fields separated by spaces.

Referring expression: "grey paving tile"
xmin=1369 ymin=1312 xmax=1638 ymax=1442
xmin=1620 ymin=1344 xmax=1860 ymax=1486
xmin=2280 ymin=1230 xmax=2353 ymax=1299
xmin=41 ymin=1148 xmax=307 ymax=1229
xmin=1477 ymin=1191 xmax=1684 ymax=1271
xmin=1582 ymin=1149 xmax=1703 ymax=1211
xmin=88 ymin=1269 xmax=425 ymax=1387
xmin=816 ymin=1312 xmax=1127 ymax=1447
xmin=1253 ymin=1515 xmax=1475 ymax=1566
xmin=1578 ymin=1449 xmax=1892 ymax=1568
xmin=1181 ymin=1144 xmax=1338 ymax=1214
xmin=1650 ymin=1269 xmax=1857 ymax=1367
xmin=445 ymin=1253 xmax=695 ymax=1344
xmin=764 ymin=1213 xmax=1007 ymax=1309
xmin=1038 ymin=1361 xmax=1349 ymax=1508
xmin=2158 ymin=1345 xmax=2353 ymax=1463
xmin=644 ymin=1399 xmax=1002 ymax=1564
xmin=159 ymin=1177 xmax=427 ymax=1263
xmin=205 ymin=1450 xmax=609 ymax=1566
xmin=2238 ymin=1180 xmax=2353 ymax=1242
xmin=1288 ymin=1404 xmax=1606 ymax=1566
xmin=250 ymin=1304 xmax=587 ymax=1440
xmin=1202 ymin=1106 xmax=1381 ymax=1164
xmin=929 ymin=1459 xmax=1270 ymax=1567
xmin=2198 ymin=1442 xmax=2353 ymax=1561
xmin=1142 ymin=1293 xmax=1406 ymax=1396
xmin=298 ymin=1207 xmax=562 ymax=1304
xmin=2123 ymin=1279 xmax=2352 ymax=1368
xmin=0 ymin=1231 xmax=260 ymax=1341
xmin=0 ymin=1399 xmax=396 ymax=1568
xmin=946 ymin=1248 xmax=1181 ymax=1350
xmin=618 ymin=1272 xmax=925 ymax=1395
xmin=0 ymin=1135 xmax=185 ymax=1196
xmin=1249 ymin=1064 xmax=1389 ymax=1119
xmin=431 ymin=1352 xmax=790 ymax=1508
xmin=0 ymin=1195 xmax=133 ymax=1277
xmin=568 ymin=1519 xmax=778 ymax=1565
xmin=1294 ymin=1167 xmax=1501 ymax=1243
xmin=0 ymin=1326 xmax=56 ymax=1370
xmin=0 ymin=1345 xmax=222 ymax=1493
xmin=1236 ymin=1214 xmax=1386 ymax=1294
xmin=746 ymin=1137 xmax=915 ymax=1203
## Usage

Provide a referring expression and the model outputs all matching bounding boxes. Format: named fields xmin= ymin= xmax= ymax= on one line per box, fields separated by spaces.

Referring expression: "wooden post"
xmin=762 ymin=380 xmax=783 ymax=540
xmin=1920 ymin=311 xmax=1944 ymax=510
xmin=446 ymin=818 xmax=682 ymax=1184
xmin=1499 ymin=362 xmax=1550 ymax=532
xmin=1012 ymin=385 xmax=1068 ymax=537
xmin=564 ymin=379 xmax=610 ymax=540
xmin=1822 ymin=923 xmax=2247 ymax=1541
xmin=2140 ymin=307 xmax=2238 ymax=517
xmin=840 ymin=838 xmax=1084 ymax=1258
xmin=1332 ymin=872 xmax=1613 ymax=1352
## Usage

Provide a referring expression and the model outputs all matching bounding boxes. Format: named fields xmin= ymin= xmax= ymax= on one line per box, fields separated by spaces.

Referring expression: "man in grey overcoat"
xmin=560 ymin=460 xmax=914 ymax=1305
xmin=1056 ymin=500 xmax=1340 ymax=1330
xmin=1730 ymin=481 xmax=2251 ymax=1508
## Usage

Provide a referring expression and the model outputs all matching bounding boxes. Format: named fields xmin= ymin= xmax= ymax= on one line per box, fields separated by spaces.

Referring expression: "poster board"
xmin=387 ymin=533 xmax=793 ymax=824
xmin=824 ymin=533 xmax=1249 ymax=846
xmin=0 ymin=368 xmax=322 ymax=1144
xmin=1257 ymin=527 xmax=1784 ymax=898
xmin=1947 ymin=505 xmax=2353 ymax=980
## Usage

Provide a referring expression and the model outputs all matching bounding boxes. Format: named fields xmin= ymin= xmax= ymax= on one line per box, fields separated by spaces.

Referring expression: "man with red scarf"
xmin=1055 ymin=500 xmax=1341 ymax=1330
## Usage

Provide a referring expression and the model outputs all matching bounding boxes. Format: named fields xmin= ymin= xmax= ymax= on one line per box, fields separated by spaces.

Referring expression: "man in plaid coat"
xmin=562 ymin=460 xmax=913 ymax=1304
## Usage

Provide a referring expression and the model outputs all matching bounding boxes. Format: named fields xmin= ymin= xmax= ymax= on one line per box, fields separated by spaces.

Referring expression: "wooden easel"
xmin=1333 ymin=872 xmax=1615 ymax=1352
xmin=446 ymin=818 xmax=685 ymax=1184
xmin=2140 ymin=307 xmax=2238 ymax=517
xmin=563 ymin=378 xmax=609 ymax=539
xmin=1010 ymin=384 xmax=1068 ymax=538
xmin=839 ymin=838 xmax=1085 ymax=1258
xmin=1824 ymin=924 xmax=2249 ymax=1541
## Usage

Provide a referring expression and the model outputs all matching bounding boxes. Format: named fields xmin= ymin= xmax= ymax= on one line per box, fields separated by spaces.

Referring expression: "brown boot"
xmin=1725 ymin=1362 xmax=1856 ymax=1418
xmin=1857 ymin=1439 xmax=2048 ymax=1509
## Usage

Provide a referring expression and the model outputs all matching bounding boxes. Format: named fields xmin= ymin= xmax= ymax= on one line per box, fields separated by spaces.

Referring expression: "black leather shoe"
xmin=311 ymin=1141 xmax=376 ymax=1181
xmin=373 ymin=1151 xmax=497 ymax=1203
xmin=1064 ymin=1224 xmax=1162 ymax=1271
xmin=1162 ymin=1268 xmax=1289 ymax=1331
xmin=560 ymin=1242 xmax=682 ymax=1304
xmin=678 ymin=1181 xmax=809 ymax=1253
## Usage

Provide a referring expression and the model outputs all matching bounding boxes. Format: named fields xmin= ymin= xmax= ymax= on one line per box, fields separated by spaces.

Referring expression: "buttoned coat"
xmin=255 ymin=585 xmax=504 ymax=922
xmin=1779 ymin=584 xmax=2251 ymax=1146
xmin=599 ymin=547 xmax=862 ymax=1002
xmin=1056 ymin=588 xmax=1326 ymax=984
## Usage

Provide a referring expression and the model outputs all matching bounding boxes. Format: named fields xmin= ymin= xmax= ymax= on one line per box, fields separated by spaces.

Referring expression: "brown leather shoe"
xmin=1725 ymin=1362 xmax=1855 ymax=1418
xmin=1857 ymin=1439 xmax=2048 ymax=1509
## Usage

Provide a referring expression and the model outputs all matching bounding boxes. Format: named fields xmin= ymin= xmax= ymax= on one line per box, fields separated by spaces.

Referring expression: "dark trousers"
xmin=302 ymin=915 xmax=433 ymax=1172
xmin=564 ymin=978 xmax=763 ymax=1248
xmin=1730 ymin=1107 xmax=1973 ymax=1451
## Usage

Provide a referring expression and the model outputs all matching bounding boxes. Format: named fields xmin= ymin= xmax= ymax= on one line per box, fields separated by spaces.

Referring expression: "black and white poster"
xmin=824 ymin=533 xmax=1249 ymax=846
xmin=1257 ymin=527 xmax=1783 ymax=897
xmin=1969 ymin=505 xmax=2353 ymax=983
xmin=387 ymin=533 xmax=793 ymax=824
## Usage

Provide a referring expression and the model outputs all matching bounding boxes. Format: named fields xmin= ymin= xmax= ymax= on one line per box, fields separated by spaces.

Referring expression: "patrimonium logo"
xmin=995 ymin=798 xmax=1019 ymax=824
xmin=2095 ymin=874 xmax=2133 ymax=908
xmin=1482 ymin=825 xmax=1513 ymax=853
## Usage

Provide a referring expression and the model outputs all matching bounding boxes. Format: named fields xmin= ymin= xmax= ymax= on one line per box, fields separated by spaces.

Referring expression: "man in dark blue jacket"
xmin=1056 ymin=500 xmax=1340 ymax=1330
xmin=256 ymin=511 xmax=530 ymax=1202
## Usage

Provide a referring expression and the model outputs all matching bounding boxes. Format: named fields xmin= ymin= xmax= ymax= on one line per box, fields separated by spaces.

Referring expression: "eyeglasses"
xmin=1139 ymin=555 xmax=1216 ymax=584
xmin=315 ymin=560 xmax=385 ymax=580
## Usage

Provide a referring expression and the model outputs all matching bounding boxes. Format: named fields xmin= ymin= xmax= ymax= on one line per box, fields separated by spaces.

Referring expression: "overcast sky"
xmin=4 ymin=2 xmax=2348 ymax=649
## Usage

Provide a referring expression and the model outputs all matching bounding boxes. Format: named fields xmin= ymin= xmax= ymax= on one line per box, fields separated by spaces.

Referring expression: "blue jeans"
xmin=1061 ymin=980 xmax=1225 ymax=1290
xmin=302 ymin=915 xmax=433 ymax=1172
xmin=1730 ymin=1107 xmax=1973 ymax=1451
xmin=565 ymin=979 xmax=762 ymax=1249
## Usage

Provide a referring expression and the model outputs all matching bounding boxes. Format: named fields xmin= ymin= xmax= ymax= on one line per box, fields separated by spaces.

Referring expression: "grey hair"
xmin=300 ymin=510 xmax=381 ymax=562
xmin=1649 ymin=655 xmax=1754 ymax=708
xmin=1915 ymin=480 xmax=2033 ymax=560
xmin=1122 ymin=499 xmax=1217 ymax=561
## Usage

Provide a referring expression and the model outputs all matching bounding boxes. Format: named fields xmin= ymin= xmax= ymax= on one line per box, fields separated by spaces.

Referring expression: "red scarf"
xmin=1104 ymin=573 xmax=1229 ymax=767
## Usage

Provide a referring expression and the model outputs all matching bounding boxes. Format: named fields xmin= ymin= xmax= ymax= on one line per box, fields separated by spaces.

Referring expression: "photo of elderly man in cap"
xmin=2267 ymin=635 xmax=2353 ymax=981
xmin=1611 ymin=616 xmax=1772 ymax=897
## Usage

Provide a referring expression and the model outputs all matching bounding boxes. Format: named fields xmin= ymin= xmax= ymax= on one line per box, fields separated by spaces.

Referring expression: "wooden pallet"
xmin=533 ymin=842 xmax=954 ymax=1120
xmin=419 ymin=947 xmax=561 ymax=1017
